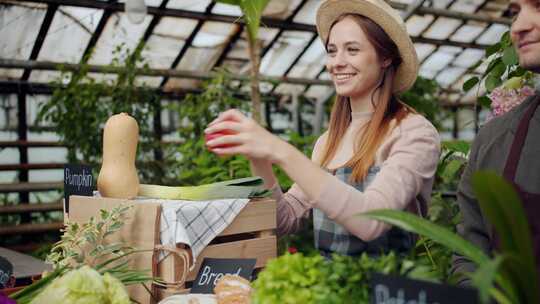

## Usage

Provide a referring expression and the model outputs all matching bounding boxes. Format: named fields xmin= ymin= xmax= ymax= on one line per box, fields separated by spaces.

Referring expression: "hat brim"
xmin=316 ymin=0 xmax=419 ymax=93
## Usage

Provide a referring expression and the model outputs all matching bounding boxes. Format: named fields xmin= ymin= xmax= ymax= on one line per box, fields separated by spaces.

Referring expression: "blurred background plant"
xmin=35 ymin=44 xmax=164 ymax=183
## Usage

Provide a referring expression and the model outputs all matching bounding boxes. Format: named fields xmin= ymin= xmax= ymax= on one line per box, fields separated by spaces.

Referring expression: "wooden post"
xmin=16 ymin=90 xmax=29 ymax=222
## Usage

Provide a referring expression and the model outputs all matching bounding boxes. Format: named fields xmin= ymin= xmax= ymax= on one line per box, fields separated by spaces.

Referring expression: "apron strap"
xmin=503 ymin=95 xmax=540 ymax=181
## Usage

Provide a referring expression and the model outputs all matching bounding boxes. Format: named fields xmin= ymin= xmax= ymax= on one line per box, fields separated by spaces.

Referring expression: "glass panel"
xmin=274 ymin=83 xmax=305 ymax=95
xmin=439 ymin=111 xmax=454 ymax=141
xmin=221 ymin=59 xmax=248 ymax=74
xmin=263 ymin=0 xmax=303 ymax=20
xmin=89 ymin=13 xmax=152 ymax=66
xmin=165 ymin=21 xmax=235 ymax=90
xmin=454 ymin=49 xmax=484 ymax=68
xmin=293 ymin=0 xmax=320 ymax=25
xmin=414 ymin=43 xmax=436 ymax=62
xmin=0 ymin=3 xmax=47 ymax=78
xmin=133 ymin=76 xmax=161 ymax=87
xmin=450 ymin=23 xmax=487 ymax=43
xmin=247 ymin=27 xmax=280 ymax=51
xmin=167 ymin=0 xmax=211 ymax=11
xmin=38 ymin=6 xmax=104 ymax=63
xmin=117 ymin=0 xmax=162 ymax=6
xmin=457 ymin=108 xmax=476 ymax=140
xmin=29 ymin=69 xmax=68 ymax=84
xmin=431 ymin=0 xmax=454 ymax=9
xmin=406 ymin=15 xmax=434 ymax=37
xmin=476 ymin=24 xmax=508 ymax=45
xmin=142 ymin=17 xmax=198 ymax=69
xmin=319 ymin=71 xmax=331 ymax=80
xmin=423 ymin=17 xmax=462 ymax=40
xmin=26 ymin=94 xmax=48 ymax=128
xmin=287 ymin=39 xmax=326 ymax=79
xmin=87 ymin=72 xmax=118 ymax=82
xmin=226 ymin=37 xmax=248 ymax=59
xmin=304 ymin=85 xmax=334 ymax=100
xmin=438 ymin=46 xmax=463 ymax=54
xmin=0 ymin=94 xmax=17 ymax=130
xmin=260 ymin=31 xmax=314 ymax=77
xmin=29 ymin=169 xmax=64 ymax=183
xmin=419 ymin=66 xmax=437 ymax=79
xmin=421 ymin=51 xmax=455 ymax=74
xmin=449 ymin=0 xmax=484 ymax=13
xmin=28 ymin=147 xmax=67 ymax=164
xmin=212 ymin=2 xmax=242 ymax=16
xmin=436 ymin=67 xmax=467 ymax=88
xmin=26 ymin=131 xmax=61 ymax=141
xmin=0 ymin=145 xmax=20 ymax=169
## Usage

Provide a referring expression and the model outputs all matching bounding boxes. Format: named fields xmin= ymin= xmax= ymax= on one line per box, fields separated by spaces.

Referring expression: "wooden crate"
xmin=68 ymin=196 xmax=276 ymax=302
xmin=157 ymin=198 xmax=277 ymax=297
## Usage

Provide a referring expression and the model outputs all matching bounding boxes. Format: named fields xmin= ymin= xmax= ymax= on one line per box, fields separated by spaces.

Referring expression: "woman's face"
xmin=325 ymin=16 xmax=386 ymax=99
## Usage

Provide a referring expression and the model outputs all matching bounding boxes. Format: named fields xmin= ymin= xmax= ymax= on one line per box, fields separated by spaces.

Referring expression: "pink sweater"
xmin=274 ymin=112 xmax=441 ymax=241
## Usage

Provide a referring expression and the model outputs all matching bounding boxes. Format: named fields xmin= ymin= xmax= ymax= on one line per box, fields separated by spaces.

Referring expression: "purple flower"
xmin=486 ymin=85 xmax=535 ymax=122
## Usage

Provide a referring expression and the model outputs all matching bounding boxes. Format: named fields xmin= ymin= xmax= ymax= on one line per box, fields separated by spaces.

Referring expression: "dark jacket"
xmin=451 ymin=93 xmax=540 ymax=284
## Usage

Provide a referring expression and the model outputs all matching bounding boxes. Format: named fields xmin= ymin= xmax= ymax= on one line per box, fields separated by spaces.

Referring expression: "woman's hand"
xmin=204 ymin=109 xmax=290 ymax=164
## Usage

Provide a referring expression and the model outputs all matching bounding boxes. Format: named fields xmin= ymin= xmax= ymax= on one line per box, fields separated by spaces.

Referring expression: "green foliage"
xmin=27 ymin=266 xmax=130 ymax=304
xmin=45 ymin=204 xmax=152 ymax=288
xmin=401 ymin=76 xmax=446 ymax=130
xmin=252 ymin=252 xmax=400 ymax=304
xmin=167 ymin=69 xmax=253 ymax=186
xmin=216 ymin=0 xmax=270 ymax=43
xmin=436 ymin=140 xmax=470 ymax=192
xmin=364 ymin=171 xmax=540 ymax=304
xmin=400 ymin=140 xmax=469 ymax=283
xmin=462 ymin=31 xmax=534 ymax=107
xmin=273 ymin=131 xmax=318 ymax=190
xmin=36 ymin=44 xmax=163 ymax=183
xmin=12 ymin=205 xmax=152 ymax=303
xmin=472 ymin=172 xmax=539 ymax=304
xmin=365 ymin=210 xmax=489 ymax=266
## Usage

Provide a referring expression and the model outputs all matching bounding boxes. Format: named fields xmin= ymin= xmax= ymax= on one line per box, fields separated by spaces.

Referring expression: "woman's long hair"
xmin=319 ymin=13 xmax=414 ymax=182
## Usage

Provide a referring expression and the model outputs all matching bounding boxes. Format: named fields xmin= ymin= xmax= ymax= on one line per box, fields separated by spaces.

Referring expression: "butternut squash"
xmin=97 ymin=112 xmax=140 ymax=199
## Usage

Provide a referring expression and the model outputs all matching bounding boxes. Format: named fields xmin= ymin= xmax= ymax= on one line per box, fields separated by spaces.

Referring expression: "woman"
xmin=205 ymin=0 xmax=440 ymax=256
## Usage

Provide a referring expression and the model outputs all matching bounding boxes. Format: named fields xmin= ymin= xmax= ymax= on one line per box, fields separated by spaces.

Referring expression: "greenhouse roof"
xmin=0 ymin=0 xmax=513 ymax=105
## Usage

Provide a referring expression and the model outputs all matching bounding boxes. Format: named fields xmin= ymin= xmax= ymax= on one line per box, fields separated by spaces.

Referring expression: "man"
xmin=452 ymin=0 xmax=540 ymax=284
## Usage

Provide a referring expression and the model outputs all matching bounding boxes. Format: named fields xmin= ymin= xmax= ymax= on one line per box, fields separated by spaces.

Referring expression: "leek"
xmin=138 ymin=176 xmax=271 ymax=200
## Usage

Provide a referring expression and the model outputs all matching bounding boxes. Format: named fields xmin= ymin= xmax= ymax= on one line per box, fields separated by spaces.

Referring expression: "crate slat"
xmin=220 ymin=198 xmax=276 ymax=236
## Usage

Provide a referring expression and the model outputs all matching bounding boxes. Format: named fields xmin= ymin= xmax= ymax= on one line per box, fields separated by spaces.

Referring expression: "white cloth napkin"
xmin=153 ymin=198 xmax=250 ymax=263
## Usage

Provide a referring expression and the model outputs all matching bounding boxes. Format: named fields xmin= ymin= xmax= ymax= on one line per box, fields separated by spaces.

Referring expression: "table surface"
xmin=0 ymin=247 xmax=52 ymax=279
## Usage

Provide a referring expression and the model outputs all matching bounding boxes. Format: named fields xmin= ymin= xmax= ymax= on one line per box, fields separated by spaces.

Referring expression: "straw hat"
xmin=316 ymin=0 xmax=419 ymax=93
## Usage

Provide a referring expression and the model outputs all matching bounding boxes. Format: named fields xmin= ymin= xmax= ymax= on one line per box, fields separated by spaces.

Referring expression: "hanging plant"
xmin=462 ymin=31 xmax=535 ymax=109
xmin=216 ymin=0 xmax=270 ymax=123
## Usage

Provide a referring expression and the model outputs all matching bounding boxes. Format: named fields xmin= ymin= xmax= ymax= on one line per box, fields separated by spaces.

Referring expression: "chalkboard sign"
xmin=64 ymin=164 xmax=94 ymax=213
xmin=371 ymin=273 xmax=478 ymax=304
xmin=190 ymin=258 xmax=256 ymax=294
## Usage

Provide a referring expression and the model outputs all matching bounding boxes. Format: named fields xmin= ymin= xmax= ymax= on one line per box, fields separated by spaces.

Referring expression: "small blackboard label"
xmin=190 ymin=258 xmax=256 ymax=294
xmin=64 ymin=164 xmax=94 ymax=214
xmin=371 ymin=273 xmax=478 ymax=304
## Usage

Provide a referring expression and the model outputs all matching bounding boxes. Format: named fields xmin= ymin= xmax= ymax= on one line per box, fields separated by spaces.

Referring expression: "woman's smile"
xmin=333 ymin=72 xmax=358 ymax=86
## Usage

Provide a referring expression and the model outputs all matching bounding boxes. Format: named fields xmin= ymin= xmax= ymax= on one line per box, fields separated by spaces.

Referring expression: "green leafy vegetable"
xmin=29 ymin=266 xmax=129 ymax=304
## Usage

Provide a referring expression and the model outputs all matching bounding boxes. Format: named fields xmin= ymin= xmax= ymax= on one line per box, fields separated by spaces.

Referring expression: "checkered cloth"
xmin=157 ymin=198 xmax=250 ymax=264
xmin=94 ymin=192 xmax=250 ymax=265
xmin=313 ymin=166 xmax=415 ymax=257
